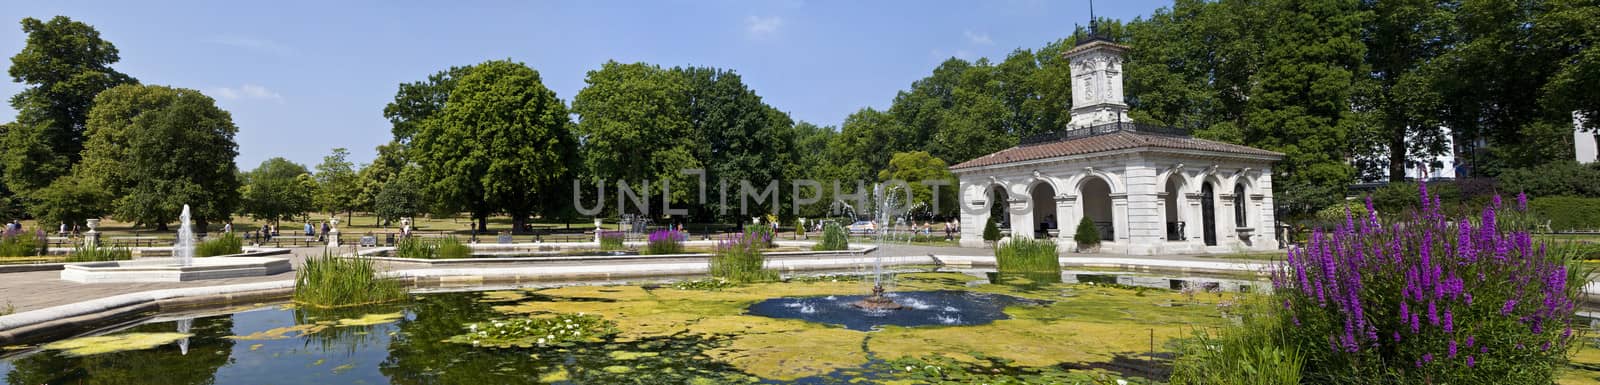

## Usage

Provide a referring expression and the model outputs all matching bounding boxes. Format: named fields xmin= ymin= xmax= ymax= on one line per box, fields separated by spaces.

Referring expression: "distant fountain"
xmin=851 ymin=183 xmax=908 ymax=311
xmin=174 ymin=204 xmax=196 ymax=267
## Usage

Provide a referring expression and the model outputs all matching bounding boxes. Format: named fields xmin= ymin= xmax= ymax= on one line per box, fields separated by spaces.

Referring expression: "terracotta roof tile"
xmin=950 ymin=131 xmax=1283 ymax=170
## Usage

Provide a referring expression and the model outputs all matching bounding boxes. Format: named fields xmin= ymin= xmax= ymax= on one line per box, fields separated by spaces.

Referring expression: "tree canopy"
xmin=240 ymin=157 xmax=315 ymax=224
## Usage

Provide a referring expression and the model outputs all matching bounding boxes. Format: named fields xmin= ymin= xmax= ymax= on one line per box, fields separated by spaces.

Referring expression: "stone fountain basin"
xmin=60 ymin=257 xmax=292 ymax=283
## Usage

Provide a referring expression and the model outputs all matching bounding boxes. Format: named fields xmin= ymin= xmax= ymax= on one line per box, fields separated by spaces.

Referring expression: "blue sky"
xmin=0 ymin=0 xmax=1170 ymax=168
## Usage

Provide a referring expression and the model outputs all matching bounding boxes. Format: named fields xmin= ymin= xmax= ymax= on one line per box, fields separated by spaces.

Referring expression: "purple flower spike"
xmin=1516 ymin=192 xmax=1528 ymax=212
xmin=1467 ymin=356 xmax=1476 ymax=367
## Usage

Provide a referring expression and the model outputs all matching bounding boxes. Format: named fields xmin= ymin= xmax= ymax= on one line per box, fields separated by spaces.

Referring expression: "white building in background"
xmin=950 ymin=36 xmax=1284 ymax=255
xmin=1578 ymin=112 xmax=1598 ymax=164
xmin=1405 ymin=126 xmax=1457 ymax=180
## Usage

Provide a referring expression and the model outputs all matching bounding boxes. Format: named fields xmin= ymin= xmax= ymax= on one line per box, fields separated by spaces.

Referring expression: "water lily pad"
xmin=41 ymin=332 xmax=191 ymax=357
xmin=706 ymin=327 xmax=867 ymax=381
xmin=539 ymin=367 xmax=570 ymax=383
xmin=608 ymin=350 xmax=659 ymax=360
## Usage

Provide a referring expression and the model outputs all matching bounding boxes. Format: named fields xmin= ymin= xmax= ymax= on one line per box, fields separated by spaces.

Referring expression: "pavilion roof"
xmin=950 ymin=123 xmax=1284 ymax=171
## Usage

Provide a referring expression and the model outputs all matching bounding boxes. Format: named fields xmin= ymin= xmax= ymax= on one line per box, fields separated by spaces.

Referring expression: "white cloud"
xmin=206 ymin=36 xmax=294 ymax=56
xmin=213 ymin=84 xmax=283 ymax=102
xmin=745 ymin=16 xmax=783 ymax=38
xmin=964 ymin=30 xmax=993 ymax=45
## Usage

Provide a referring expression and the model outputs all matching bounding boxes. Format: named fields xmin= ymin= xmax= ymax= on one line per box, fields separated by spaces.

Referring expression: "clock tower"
xmin=1064 ymin=36 xmax=1130 ymax=128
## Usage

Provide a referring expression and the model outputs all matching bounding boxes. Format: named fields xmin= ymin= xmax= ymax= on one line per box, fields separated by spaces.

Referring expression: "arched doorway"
xmin=1163 ymin=177 xmax=1183 ymax=241
xmin=1080 ymin=177 xmax=1113 ymax=241
xmin=1030 ymin=182 xmax=1057 ymax=238
xmin=1201 ymin=182 xmax=1217 ymax=246
xmin=988 ymin=186 xmax=1010 ymax=231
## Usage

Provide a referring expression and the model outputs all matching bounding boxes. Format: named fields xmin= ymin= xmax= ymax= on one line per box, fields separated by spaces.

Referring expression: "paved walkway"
xmin=0 ymin=243 xmax=1280 ymax=314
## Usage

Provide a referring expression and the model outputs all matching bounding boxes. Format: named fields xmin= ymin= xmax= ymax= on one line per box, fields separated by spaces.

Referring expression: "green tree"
xmin=411 ymin=59 xmax=577 ymax=232
xmin=373 ymin=171 xmax=424 ymax=227
xmin=77 ymin=85 xmax=239 ymax=231
xmin=677 ymin=67 xmax=797 ymax=220
xmin=313 ymin=148 xmax=360 ymax=223
xmin=384 ymin=66 xmax=471 ymax=145
xmin=572 ymin=61 xmax=701 ymax=216
xmin=2 ymin=16 xmax=137 ymax=200
xmin=1359 ymin=0 xmax=1454 ymax=181
xmin=1244 ymin=0 xmax=1366 ymax=212
xmin=876 ymin=151 xmax=957 ymax=217
xmin=30 ymin=173 xmax=108 ymax=230
xmin=240 ymin=157 xmax=315 ymax=224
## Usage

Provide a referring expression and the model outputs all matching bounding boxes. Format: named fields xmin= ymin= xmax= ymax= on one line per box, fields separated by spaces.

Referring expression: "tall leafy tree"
xmin=313 ymin=148 xmax=360 ymax=223
xmin=677 ymin=66 xmax=796 ymax=220
xmin=572 ymin=61 xmax=701 ymax=216
xmin=411 ymin=59 xmax=577 ymax=232
xmin=1244 ymin=0 xmax=1367 ymax=217
xmin=384 ymin=66 xmax=470 ymax=145
xmin=77 ymin=84 xmax=238 ymax=231
xmin=240 ymin=157 xmax=315 ymax=224
xmin=3 ymin=16 xmax=136 ymax=201
xmin=1360 ymin=0 xmax=1454 ymax=181
xmin=877 ymin=151 xmax=957 ymax=217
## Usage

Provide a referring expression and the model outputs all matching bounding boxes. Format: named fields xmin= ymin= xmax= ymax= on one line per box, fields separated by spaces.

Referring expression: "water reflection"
xmin=4 ymin=316 xmax=234 ymax=385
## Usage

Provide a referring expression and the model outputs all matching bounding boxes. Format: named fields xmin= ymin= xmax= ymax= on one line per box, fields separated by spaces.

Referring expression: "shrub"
xmin=294 ymin=251 xmax=408 ymax=308
xmin=1498 ymin=161 xmax=1600 ymax=198
xmin=1072 ymin=216 xmax=1100 ymax=246
xmin=196 ymin=233 xmax=243 ymax=257
xmin=435 ymin=236 xmax=471 ymax=259
xmin=598 ymin=230 xmax=625 ymax=251
xmin=645 ymin=229 xmax=687 ymax=255
xmin=65 ymin=244 xmax=132 ymax=262
xmin=994 ymin=237 xmax=1059 ymax=275
xmin=1528 ymin=196 xmax=1600 ymax=232
xmin=1315 ymin=200 xmax=1371 ymax=224
xmin=1266 ymin=188 xmax=1583 ymax=384
xmin=813 ymin=222 xmax=849 ymax=251
xmin=710 ymin=231 xmax=777 ymax=283
xmin=0 ymin=228 xmax=41 ymax=257
xmin=743 ymin=224 xmax=775 ymax=247
xmin=982 ymin=216 xmax=1002 ymax=244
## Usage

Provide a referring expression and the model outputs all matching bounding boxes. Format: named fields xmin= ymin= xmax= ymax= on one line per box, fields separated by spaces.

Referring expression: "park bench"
xmin=46 ymin=236 xmax=72 ymax=248
xmin=270 ymin=235 xmax=318 ymax=247
xmin=109 ymin=236 xmax=160 ymax=247
xmin=359 ymin=235 xmax=378 ymax=247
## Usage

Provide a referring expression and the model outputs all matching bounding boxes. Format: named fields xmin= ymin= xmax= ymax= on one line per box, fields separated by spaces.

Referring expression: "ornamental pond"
xmin=5 ymin=270 xmax=1600 ymax=384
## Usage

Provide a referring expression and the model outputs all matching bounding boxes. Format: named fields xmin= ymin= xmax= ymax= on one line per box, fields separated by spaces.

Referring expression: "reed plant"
xmin=645 ymin=229 xmax=686 ymax=255
xmin=813 ymin=222 xmax=849 ymax=251
xmin=64 ymin=244 xmax=132 ymax=262
xmin=293 ymin=251 xmax=408 ymax=308
xmin=393 ymin=236 xmax=432 ymax=259
xmin=994 ymin=237 xmax=1060 ymax=274
xmin=598 ymin=230 xmax=626 ymax=251
xmin=435 ymin=236 xmax=471 ymax=259
xmin=710 ymin=231 xmax=778 ymax=283
xmin=196 ymin=233 xmax=244 ymax=257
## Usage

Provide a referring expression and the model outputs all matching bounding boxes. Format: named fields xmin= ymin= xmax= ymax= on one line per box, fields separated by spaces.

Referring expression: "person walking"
xmin=222 ymin=222 xmax=232 ymax=233
xmin=59 ymin=222 xmax=67 ymax=236
xmin=320 ymin=221 xmax=331 ymax=242
xmin=304 ymin=222 xmax=314 ymax=236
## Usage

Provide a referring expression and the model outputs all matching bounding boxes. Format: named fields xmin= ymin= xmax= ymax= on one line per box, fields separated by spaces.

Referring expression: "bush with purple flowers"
xmin=644 ymin=229 xmax=687 ymax=255
xmin=710 ymin=230 xmax=777 ymax=283
xmin=1270 ymin=186 xmax=1585 ymax=383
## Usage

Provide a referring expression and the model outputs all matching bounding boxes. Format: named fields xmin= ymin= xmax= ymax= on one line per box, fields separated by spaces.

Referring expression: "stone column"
xmin=1110 ymin=193 xmax=1129 ymax=243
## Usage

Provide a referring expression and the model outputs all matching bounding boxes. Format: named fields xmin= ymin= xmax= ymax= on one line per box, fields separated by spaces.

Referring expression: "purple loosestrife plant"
xmin=1274 ymin=185 xmax=1584 ymax=384
xmin=644 ymin=229 xmax=687 ymax=255
xmin=709 ymin=230 xmax=777 ymax=283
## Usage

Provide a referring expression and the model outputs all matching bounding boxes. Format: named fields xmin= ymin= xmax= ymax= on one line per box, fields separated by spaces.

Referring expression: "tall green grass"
xmin=1170 ymin=299 xmax=1303 ymax=385
xmin=710 ymin=231 xmax=778 ymax=283
xmin=994 ymin=237 xmax=1060 ymax=274
xmin=599 ymin=230 xmax=625 ymax=251
xmin=64 ymin=244 xmax=132 ymax=262
xmin=293 ymin=251 xmax=408 ymax=308
xmin=813 ymin=222 xmax=849 ymax=251
xmin=435 ymin=236 xmax=471 ymax=259
xmin=196 ymin=233 xmax=244 ymax=257
xmin=744 ymin=224 xmax=775 ymax=247
xmin=391 ymin=236 xmax=473 ymax=259
xmin=0 ymin=230 xmax=43 ymax=257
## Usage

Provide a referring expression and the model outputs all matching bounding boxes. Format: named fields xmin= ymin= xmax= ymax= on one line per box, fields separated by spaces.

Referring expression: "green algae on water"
xmin=40 ymin=332 xmax=191 ymax=357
